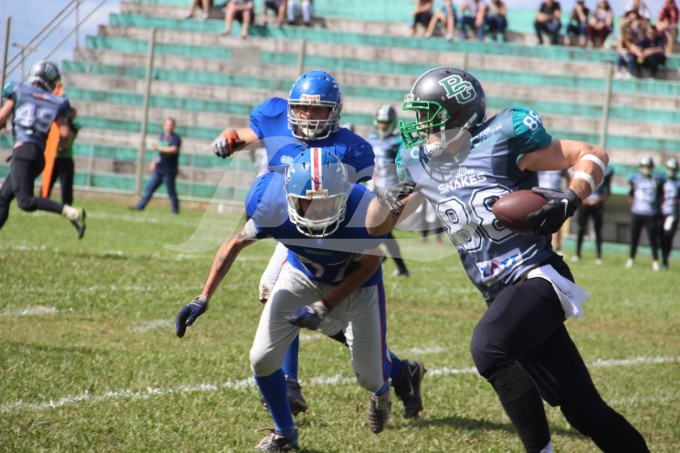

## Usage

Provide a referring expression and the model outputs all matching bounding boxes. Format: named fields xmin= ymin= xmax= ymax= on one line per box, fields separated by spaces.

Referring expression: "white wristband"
xmin=573 ymin=171 xmax=596 ymax=192
xmin=580 ymin=154 xmax=607 ymax=174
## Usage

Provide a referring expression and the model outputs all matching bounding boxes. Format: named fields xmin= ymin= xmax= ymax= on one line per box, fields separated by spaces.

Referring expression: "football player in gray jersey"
xmin=366 ymin=67 xmax=648 ymax=452
xmin=366 ymin=104 xmax=409 ymax=277
xmin=0 ymin=61 xmax=86 ymax=238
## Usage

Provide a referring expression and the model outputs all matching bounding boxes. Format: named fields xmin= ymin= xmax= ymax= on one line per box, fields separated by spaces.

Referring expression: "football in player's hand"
xmin=492 ymin=190 xmax=548 ymax=234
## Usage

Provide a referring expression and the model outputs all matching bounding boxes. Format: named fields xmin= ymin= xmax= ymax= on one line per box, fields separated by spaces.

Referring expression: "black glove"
xmin=378 ymin=181 xmax=417 ymax=216
xmin=175 ymin=296 xmax=209 ymax=338
xmin=528 ymin=187 xmax=582 ymax=235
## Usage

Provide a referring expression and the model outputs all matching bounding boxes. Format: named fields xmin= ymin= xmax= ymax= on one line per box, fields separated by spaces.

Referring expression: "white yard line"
xmin=2 ymin=355 xmax=678 ymax=414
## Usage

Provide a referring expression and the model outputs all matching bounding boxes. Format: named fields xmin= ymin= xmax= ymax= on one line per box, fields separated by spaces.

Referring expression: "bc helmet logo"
xmin=438 ymin=75 xmax=476 ymax=104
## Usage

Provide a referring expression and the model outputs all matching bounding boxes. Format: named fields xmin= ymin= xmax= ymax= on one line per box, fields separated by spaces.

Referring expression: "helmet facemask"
xmin=285 ymin=148 xmax=349 ymax=238
xmin=400 ymin=97 xmax=472 ymax=162
xmin=288 ymin=101 xmax=340 ymax=140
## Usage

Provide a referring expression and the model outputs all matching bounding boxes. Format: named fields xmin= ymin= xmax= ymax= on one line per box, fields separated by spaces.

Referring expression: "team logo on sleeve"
xmin=438 ymin=75 xmax=476 ymax=104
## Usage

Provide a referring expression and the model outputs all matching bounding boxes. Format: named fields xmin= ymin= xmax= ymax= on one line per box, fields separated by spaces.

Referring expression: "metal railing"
xmin=1 ymin=0 xmax=108 ymax=91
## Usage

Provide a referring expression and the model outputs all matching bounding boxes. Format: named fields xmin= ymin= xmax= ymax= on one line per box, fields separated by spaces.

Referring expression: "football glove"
xmin=175 ymin=295 xmax=209 ymax=338
xmin=378 ymin=181 xmax=417 ymax=216
xmin=211 ymin=134 xmax=244 ymax=159
xmin=286 ymin=301 xmax=329 ymax=330
xmin=527 ymin=187 xmax=582 ymax=235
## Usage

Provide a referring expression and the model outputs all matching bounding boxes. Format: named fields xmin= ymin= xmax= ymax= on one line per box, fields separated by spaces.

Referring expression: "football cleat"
xmin=393 ymin=360 xmax=426 ymax=419
xmin=71 ymin=208 xmax=86 ymax=240
xmin=392 ymin=269 xmax=410 ymax=277
xmin=367 ymin=391 xmax=391 ymax=434
xmin=286 ymin=378 xmax=308 ymax=416
xmin=255 ymin=428 xmax=299 ymax=452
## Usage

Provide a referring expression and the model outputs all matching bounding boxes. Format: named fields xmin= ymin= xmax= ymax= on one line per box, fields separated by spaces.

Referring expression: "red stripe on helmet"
xmin=311 ymin=147 xmax=322 ymax=192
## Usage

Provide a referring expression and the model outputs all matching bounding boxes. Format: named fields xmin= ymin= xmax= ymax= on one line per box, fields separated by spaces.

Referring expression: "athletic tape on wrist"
xmin=573 ymin=171 xmax=596 ymax=192
xmin=580 ymin=154 xmax=607 ymax=173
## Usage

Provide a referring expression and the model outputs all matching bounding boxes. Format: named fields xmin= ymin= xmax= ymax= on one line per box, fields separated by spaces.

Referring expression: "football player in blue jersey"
xmin=366 ymin=67 xmax=648 ymax=452
xmin=0 ymin=61 xmax=86 ymax=238
xmin=366 ymin=104 xmax=410 ymax=277
xmin=626 ymin=156 xmax=664 ymax=271
xmin=176 ymin=147 xmax=424 ymax=450
xmin=660 ymin=158 xmax=680 ymax=269
xmin=208 ymin=70 xmax=424 ymax=416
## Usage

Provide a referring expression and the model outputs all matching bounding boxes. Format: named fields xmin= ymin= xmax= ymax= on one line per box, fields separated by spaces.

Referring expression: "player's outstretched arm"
xmin=287 ymin=252 xmax=381 ymax=330
xmin=365 ymin=189 xmax=423 ymax=236
xmin=0 ymin=99 xmax=15 ymax=129
xmin=175 ymin=225 xmax=257 ymax=337
xmin=211 ymin=127 xmax=258 ymax=158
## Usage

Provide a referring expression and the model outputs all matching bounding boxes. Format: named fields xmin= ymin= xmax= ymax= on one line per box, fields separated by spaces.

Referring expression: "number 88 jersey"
xmin=398 ymin=106 xmax=557 ymax=302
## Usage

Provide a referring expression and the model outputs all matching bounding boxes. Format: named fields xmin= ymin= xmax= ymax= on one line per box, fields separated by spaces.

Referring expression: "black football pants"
xmin=0 ymin=143 xmax=64 ymax=229
xmin=470 ymin=257 xmax=648 ymax=452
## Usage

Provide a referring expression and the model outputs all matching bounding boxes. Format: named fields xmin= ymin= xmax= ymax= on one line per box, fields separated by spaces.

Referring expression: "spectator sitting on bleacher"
xmin=586 ymin=0 xmax=614 ymax=48
xmin=485 ymin=0 xmax=508 ymax=42
xmin=656 ymin=0 xmax=679 ymax=54
xmin=184 ymin=0 xmax=213 ymax=20
xmin=221 ymin=0 xmax=254 ymax=38
xmin=564 ymin=0 xmax=590 ymax=46
xmin=411 ymin=0 xmax=434 ymax=36
xmin=616 ymin=26 xmax=637 ymax=77
xmin=633 ymin=20 xmax=668 ymax=76
xmin=287 ymin=0 xmax=314 ymax=26
xmin=263 ymin=0 xmax=286 ymax=26
xmin=459 ymin=0 xmax=488 ymax=41
xmin=425 ymin=0 xmax=456 ymax=40
xmin=621 ymin=0 xmax=652 ymax=28
xmin=534 ymin=0 xmax=562 ymax=45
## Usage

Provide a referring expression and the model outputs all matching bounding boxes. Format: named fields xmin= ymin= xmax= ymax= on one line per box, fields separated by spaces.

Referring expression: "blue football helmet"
xmin=288 ymin=70 xmax=343 ymax=140
xmin=29 ymin=61 xmax=61 ymax=92
xmin=285 ymin=147 xmax=349 ymax=238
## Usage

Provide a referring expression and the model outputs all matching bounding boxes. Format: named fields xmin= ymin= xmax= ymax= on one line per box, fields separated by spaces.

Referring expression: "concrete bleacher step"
xmin=106 ymin=11 xmax=680 ymax=74
xmin=91 ymin=26 xmax=680 ymax=96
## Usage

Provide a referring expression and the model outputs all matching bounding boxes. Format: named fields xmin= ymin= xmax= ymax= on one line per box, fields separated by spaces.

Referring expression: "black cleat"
xmin=367 ymin=391 xmax=391 ymax=434
xmin=255 ymin=428 xmax=299 ymax=452
xmin=393 ymin=360 xmax=426 ymax=418
xmin=70 ymin=208 xmax=86 ymax=239
xmin=286 ymin=378 xmax=308 ymax=416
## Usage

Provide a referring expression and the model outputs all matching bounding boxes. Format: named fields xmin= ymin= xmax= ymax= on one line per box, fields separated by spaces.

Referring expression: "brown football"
xmin=492 ymin=190 xmax=547 ymax=234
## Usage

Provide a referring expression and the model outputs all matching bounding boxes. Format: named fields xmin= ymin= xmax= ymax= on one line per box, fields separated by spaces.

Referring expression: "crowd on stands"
xmin=184 ymin=0 xmax=678 ymax=78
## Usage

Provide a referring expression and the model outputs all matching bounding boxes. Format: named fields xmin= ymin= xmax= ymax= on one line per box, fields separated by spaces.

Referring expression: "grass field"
xmin=1 ymin=198 xmax=679 ymax=452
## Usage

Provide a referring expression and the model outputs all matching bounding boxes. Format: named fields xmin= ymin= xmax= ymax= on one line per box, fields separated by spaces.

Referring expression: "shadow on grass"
xmin=412 ymin=414 xmax=585 ymax=439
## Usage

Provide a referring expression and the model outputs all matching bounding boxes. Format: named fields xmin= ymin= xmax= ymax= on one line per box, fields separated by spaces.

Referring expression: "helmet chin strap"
xmin=424 ymin=127 xmax=469 ymax=159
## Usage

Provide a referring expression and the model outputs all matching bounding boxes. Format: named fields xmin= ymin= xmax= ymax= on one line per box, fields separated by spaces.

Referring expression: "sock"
xmin=372 ymin=381 xmax=390 ymax=397
xmin=389 ymin=350 xmax=403 ymax=385
xmin=61 ymin=204 xmax=79 ymax=221
xmin=282 ymin=334 xmax=299 ymax=382
xmin=539 ymin=440 xmax=553 ymax=453
xmin=254 ymin=369 xmax=295 ymax=435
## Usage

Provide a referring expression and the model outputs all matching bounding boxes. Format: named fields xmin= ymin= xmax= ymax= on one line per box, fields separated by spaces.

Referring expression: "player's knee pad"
xmin=15 ymin=193 xmax=37 ymax=212
xmin=560 ymin=396 xmax=612 ymax=438
xmin=488 ymin=363 xmax=536 ymax=403
xmin=470 ymin=323 xmax=513 ymax=379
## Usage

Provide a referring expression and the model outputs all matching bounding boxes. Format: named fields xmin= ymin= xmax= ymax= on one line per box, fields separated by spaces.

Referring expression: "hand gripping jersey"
xmin=245 ymin=172 xmax=386 ymax=286
xmin=249 ymin=98 xmax=374 ymax=183
xmin=628 ymin=172 xmax=664 ymax=216
xmin=2 ymin=81 xmax=70 ymax=147
xmin=397 ymin=106 xmax=557 ymax=302
xmin=366 ymin=132 xmax=402 ymax=192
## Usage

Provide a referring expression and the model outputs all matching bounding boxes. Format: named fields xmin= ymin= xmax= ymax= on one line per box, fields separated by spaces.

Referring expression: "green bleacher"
xmin=2 ymin=0 xmax=678 ymax=210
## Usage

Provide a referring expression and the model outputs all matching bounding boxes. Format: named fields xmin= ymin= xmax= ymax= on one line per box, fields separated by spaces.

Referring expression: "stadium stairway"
xmin=3 ymin=0 xmax=679 ymax=203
